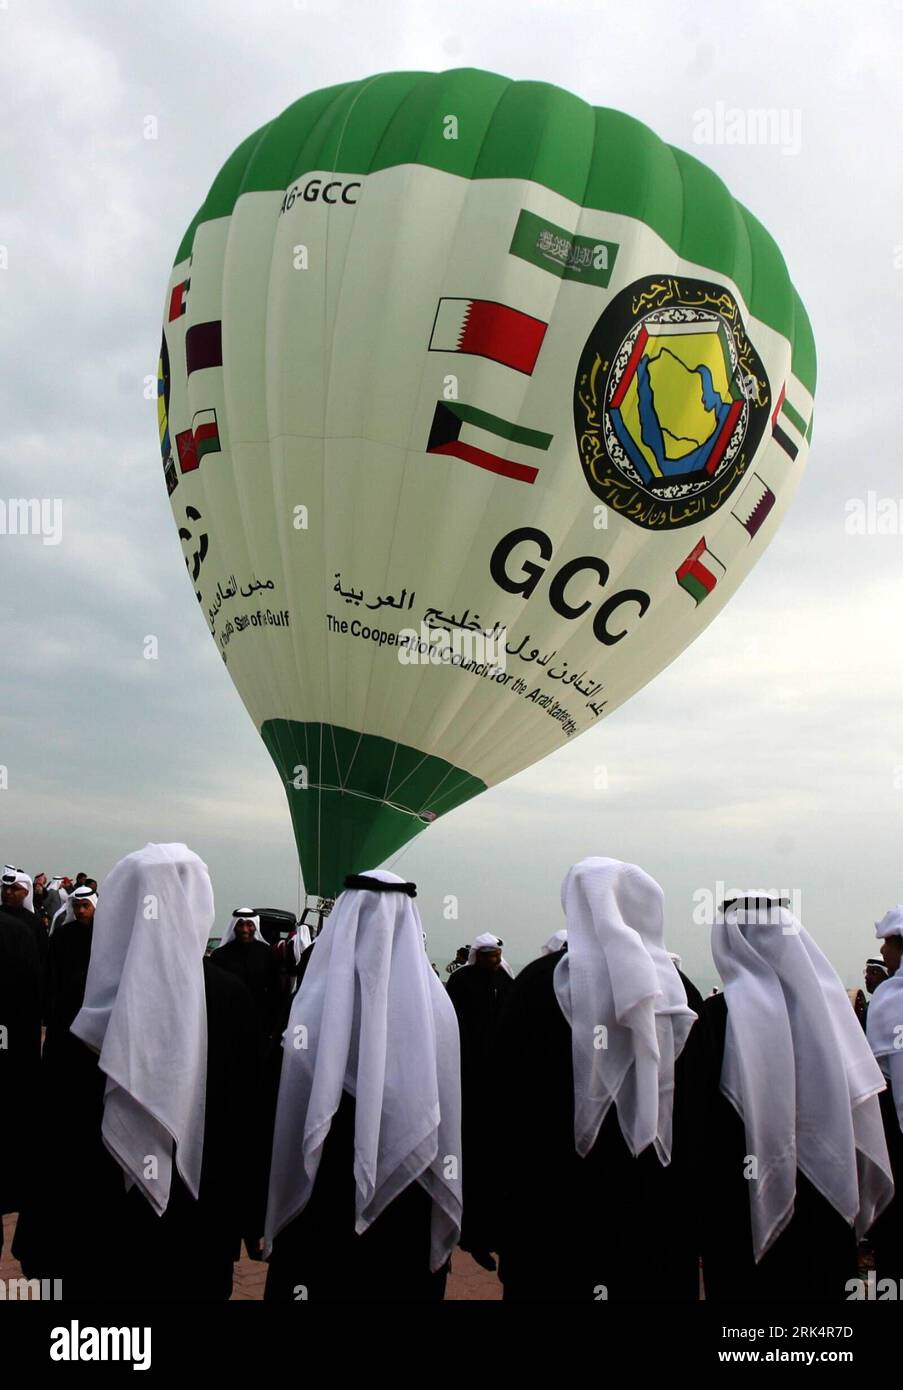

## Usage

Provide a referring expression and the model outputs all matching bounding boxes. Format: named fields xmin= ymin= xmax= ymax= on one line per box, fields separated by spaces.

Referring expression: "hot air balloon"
xmin=158 ymin=69 xmax=815 ymax=904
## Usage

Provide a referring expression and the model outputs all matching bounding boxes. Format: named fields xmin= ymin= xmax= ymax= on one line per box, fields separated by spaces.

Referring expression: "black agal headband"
xmin=721 ymin=896 xmax=790 ymax=914
xmin=344 ymin=874 xmax=417 ymax=898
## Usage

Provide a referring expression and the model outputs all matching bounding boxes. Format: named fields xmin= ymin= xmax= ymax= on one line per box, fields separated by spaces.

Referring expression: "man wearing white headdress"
xmin=210 ymin=907 xmax=281 ymax=1051
xmin=217 ymin=908 xmax=267 ymax=947
xmin=445 ymin=929 xmax=515 ymax=1270
xmin=496 ymin=857 xmax=704 ymax=1301
xmin=43 ymin=886 xmax=97 ymax=1061
xmin=702 ymin=895 xmax=893 ymax=1300
xmin=31 ymin=872 xmax=50 ymax=927
xmin=15 ymin=844 xmax=263 ymax=1297
xmin=49 ymin=883 xmax=96 ymax=931
xmin=42 ymin=876 xmax=68 ymax=927
xmin=464 ymin=932 xmax=515 ymax=976
xmin=1 ymin=865 xmax=34 ymax=914
xmin=865 ymin=906 xmax=903 ymax=1281
xmin=264 ymin=870 xmax=462 ymax=1301
xmin=1 ymin=865 xmax=47 ymax=972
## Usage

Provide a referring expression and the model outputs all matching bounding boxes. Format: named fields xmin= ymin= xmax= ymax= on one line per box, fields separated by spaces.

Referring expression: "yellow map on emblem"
xmin=617 ymin=324 xmax=735 ymax=476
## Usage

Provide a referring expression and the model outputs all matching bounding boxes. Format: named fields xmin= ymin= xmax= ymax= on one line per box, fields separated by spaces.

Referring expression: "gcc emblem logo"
xmin=574 ymin=274 xmax=771 ymax=531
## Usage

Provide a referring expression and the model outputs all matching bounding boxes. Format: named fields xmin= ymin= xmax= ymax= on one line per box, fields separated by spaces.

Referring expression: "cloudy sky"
xmin=2 ymin=0 xmax=901 ymax=988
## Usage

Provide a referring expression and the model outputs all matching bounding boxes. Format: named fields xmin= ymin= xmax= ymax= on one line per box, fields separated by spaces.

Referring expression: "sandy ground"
xmin=1 ymin=1211 xmax=502 ymax=1301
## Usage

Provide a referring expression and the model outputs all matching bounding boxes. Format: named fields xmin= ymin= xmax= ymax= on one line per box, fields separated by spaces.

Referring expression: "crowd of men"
xmin=0 ymin=851 xmax=901 ymax=1302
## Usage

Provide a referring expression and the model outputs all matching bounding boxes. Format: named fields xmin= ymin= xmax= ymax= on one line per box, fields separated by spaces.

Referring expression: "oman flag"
xmin=176 ymin=411 xmax=220 ymax=472
xmin=676 ymin=538 xmax=726 ymax=605
xmin=429 ymin=298 xmax=547 ymax=375
xmin=192 ymin=408 xmax=221 ymax=461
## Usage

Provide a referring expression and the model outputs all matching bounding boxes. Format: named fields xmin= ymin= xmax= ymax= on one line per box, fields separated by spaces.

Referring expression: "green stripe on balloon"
xmin=444 ymin=402 xmax=552 ymax=450
xmin=173 ymin=68 xmax=816 ymax=395
xmin=781 ymin=396 xmax=808 ymax=437
xmin=260 ymin=720 xmax=487 ymax=899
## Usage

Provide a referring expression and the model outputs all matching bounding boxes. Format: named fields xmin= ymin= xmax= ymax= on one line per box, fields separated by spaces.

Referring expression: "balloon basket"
xmin=300 ymin=896 xmax=335 ymax=938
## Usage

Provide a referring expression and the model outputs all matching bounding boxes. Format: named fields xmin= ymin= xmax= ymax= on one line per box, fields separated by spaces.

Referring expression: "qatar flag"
xmin=428 ymin=297 xmax=547 ymax=375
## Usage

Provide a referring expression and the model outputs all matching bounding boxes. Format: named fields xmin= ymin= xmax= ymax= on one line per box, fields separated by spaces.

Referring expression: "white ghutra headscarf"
xmin=217 ymin=908 xmax=266 ymax=946
xmin=3 ymin=865 xmax=34 ymax=913
xmin=265 ymin=869 xmax=463 ymax=1271
xmin=713 ymin=897 xmax=893 ymax=1261
xmin=555 ymin=857 xmax=697 ymax=1164
xmin=71 ymin=843 xmax=213 ymax=1216
xmin=467 ymin=932 xmax=514 ymax=977
xmin=875 ymin=906 xmax=903 ymax=940
xmin=292 ymin=919 xmax=313 ymax=964
xmin=867 ymin=909 xmax=903 ymax=1134
xmin=49 ymin=884 xmax=97 ymax=935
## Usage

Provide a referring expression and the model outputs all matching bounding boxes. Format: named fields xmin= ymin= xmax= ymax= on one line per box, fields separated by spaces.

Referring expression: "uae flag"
xmin=168 ymin=279 xmax=190 ymax=321
xmin=192 ymin=408 xmax=221 ymax=461
xmin=428 ymin=298 xmax=547 ymax=375
xmin=426 ymin=400 xmax=552 ymax=484
xmin=771 ymin=383 xmax=809 ymax=461
xmin=186 ymin=320 xmax=223 ymax=376
xmin=732 ymin=472 xmax=775 ymax=538
xmin=676 ymin=538 xmax=726 ymax=605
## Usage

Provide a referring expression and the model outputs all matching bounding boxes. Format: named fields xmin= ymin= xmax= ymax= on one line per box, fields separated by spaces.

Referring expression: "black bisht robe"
xmin=264 ymin=1089 xmax=449 ymax=1302
xmin=445 ymin=961 xmax=515 ymax=1255
xmin=264 ymin=940 xmax=448 ymax=1302
xmin=209 ymin=938 xmax=281 ymax=1045
xmin=15 ymin=959 xmax=264 ymax=1299
xmin=701 ymin=991 xmax=859 ymax=1300
xmin=867 ymin=1080 xmax=903 ymax=1282
xmin=42 ymin=918 xmax=93 ymax=1063
xmin=0 ymin=914 xmax=42 ymax=1255
xmin=496 ymin=953 xmax=709 ymax=1301
xmin=1 ymin=903 xmax=47 ymax=986
xmin=210 ymin=936 xmax=286 ymax=1216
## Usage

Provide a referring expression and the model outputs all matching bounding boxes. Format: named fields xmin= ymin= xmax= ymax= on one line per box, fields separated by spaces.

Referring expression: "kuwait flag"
xmin=186 ymin=320 xmax=223 ymax=376
xmin=732 ymin=472 xmax=775 ymax=538
xmin=192 ymin=408 xmax=221 ymax=461
xmin=429 ymin=298 xmax=547 ymax=375
xmin=427 ymin=400 xmax=552 ymax=484
xmin=676 ymin=538 xmax=726 ymax=605
xmin=168 ymin=279 xmax=190 ymax=321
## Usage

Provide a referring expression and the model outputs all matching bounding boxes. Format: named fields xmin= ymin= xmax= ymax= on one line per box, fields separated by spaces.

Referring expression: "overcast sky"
xmin=2 ymin=0 xmax=902 ymax=988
